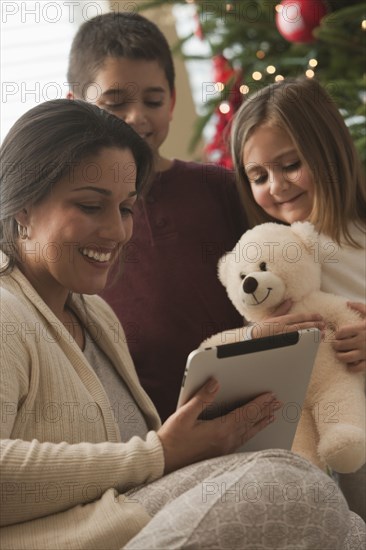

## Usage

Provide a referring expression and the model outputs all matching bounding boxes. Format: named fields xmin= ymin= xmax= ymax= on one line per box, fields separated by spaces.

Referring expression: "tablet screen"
xmin=177 ymin=329 xmax=320 ymax=452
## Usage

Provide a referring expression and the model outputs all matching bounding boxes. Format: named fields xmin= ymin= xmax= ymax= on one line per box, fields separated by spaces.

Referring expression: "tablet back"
xmin=177 ymin=329 xmax=320 ymax=452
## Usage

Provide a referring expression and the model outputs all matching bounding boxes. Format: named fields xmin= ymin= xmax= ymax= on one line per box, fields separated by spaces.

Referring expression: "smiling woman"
xmin=0 ymin=100 xmax=152 ymax=346
xmin=16 ymin=148 xmax=137 ymax=301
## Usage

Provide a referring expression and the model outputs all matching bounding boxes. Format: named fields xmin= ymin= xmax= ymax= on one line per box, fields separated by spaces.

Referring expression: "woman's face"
xmin=17 ymin=147 xmax=137 ymax=304
xmin=243 ymin=123 xmax=315 ymax=224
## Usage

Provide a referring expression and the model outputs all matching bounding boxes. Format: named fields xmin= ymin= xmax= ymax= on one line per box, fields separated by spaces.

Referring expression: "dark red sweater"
xmin=101 ymin=160 xmax=247 ymax=421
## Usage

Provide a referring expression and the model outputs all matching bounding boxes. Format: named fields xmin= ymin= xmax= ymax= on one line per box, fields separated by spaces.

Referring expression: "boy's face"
xmin=86 ymin=57 xmax=175 ymax=158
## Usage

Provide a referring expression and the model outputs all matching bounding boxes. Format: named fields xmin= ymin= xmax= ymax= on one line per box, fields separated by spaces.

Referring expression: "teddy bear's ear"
xmin=218 ymin=252 xmax=230 ymax=286
xmin=290 ymin=221 xmax=319 ymax=251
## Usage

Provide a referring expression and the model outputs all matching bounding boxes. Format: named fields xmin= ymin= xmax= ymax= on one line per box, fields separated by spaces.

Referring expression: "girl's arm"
xmin=333 ymin=302 xmax=366 ymax=372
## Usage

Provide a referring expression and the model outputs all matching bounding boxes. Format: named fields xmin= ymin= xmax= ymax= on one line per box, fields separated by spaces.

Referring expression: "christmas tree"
xmin=141 ymin=0 xmax=366 ymax=167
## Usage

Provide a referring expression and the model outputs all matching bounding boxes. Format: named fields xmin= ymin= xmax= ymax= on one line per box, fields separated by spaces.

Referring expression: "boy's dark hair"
xmin=67 ymin=12 xmax=175 ymax=98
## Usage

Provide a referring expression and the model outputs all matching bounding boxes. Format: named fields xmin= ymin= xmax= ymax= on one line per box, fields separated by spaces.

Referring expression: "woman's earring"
xmin=17 ymin=223 xmax=28 ymax=240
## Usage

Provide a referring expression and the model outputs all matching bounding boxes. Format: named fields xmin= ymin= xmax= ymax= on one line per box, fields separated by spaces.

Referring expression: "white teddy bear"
xmin=204 ymin=221 xmax=365 ymax=474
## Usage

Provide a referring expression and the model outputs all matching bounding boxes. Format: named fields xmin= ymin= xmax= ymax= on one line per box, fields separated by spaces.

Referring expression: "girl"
xmin=1 ymin=99 xmax=361 ymax=549
xmin=231 ymin=76 xmax=366 ymax=519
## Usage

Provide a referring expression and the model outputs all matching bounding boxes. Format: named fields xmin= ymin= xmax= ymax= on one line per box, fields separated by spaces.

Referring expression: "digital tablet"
xmin=177 ymin=329 xmax=320 ymax=452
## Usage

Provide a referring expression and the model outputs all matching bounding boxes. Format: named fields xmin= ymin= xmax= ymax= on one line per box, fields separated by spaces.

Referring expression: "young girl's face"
xmin=243 ymin=123 xmax=315 ymax=224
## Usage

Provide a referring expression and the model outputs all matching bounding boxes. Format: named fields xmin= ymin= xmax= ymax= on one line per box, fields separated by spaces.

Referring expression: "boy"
xmin=67 ymin=11 xmax=247 ymax=420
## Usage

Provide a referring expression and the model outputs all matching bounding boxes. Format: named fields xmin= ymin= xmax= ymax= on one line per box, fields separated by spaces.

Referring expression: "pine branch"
xmin=137 ymin=0 xmax=365 ymax=162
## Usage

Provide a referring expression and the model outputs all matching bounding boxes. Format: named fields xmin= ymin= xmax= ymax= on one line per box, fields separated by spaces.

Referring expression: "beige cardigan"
xmin=0 ymin=262 xmax=164 ymax=550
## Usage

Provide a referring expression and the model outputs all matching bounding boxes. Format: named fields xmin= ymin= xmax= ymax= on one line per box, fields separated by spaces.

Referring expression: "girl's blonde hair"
xmin=231 ymin=77 xmax=365 ymax=245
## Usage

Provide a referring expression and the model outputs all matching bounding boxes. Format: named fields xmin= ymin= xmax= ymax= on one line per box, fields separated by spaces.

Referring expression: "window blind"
xmin=0 ymin=0 xmax=110 ymax=142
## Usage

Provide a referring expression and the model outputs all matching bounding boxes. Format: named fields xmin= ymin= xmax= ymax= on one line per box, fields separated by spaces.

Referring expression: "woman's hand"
xmin=250 ymin=299 xmax=325 ymax=339
xmin=332 ymin=302 xmax=366 ymax=372
xmin=157 ymin=379 xmax=281 ymax=474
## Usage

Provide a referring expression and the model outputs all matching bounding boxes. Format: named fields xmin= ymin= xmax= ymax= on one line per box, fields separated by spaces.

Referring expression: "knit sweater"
xmin=0 ymin=259 xmax=164 ymax=549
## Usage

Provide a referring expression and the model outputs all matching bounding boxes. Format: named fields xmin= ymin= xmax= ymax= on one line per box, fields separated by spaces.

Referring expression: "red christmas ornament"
xmin=204 ymin=55 xmax=243 ymax=168
xmin=213 ymin=54 xmax=236 ymax=83
xmin=276 ymin=0 xmax=329 ymax=43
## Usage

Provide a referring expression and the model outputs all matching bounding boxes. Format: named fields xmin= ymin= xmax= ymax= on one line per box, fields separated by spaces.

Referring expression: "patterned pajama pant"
xmin=124 ymin=450 xmax=366 ymax=550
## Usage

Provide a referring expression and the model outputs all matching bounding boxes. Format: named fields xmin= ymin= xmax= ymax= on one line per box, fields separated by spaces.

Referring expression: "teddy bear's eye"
xmin=240 ymin=273 xmax=246 ymax=280
xmin=259 ymin=262 xmax=267 ymax=271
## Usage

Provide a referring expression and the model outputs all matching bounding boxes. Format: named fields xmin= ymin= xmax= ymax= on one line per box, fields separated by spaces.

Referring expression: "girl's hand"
xmin=158 ymin=379 xmax=281 ymax=474
xmin=251 ymin=299 xmax=325 ymax=339
xmin=333 ymin=302 xmax=366 ymax=372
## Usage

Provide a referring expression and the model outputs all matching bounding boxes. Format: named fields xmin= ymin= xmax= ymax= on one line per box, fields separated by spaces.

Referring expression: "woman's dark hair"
xmin=0 ymin=98 xmax=153 ymax=273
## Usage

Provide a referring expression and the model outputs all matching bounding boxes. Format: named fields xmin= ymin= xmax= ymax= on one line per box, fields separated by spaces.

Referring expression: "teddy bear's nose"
xmin=243 ymin=276 xmax=258 ymax=294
